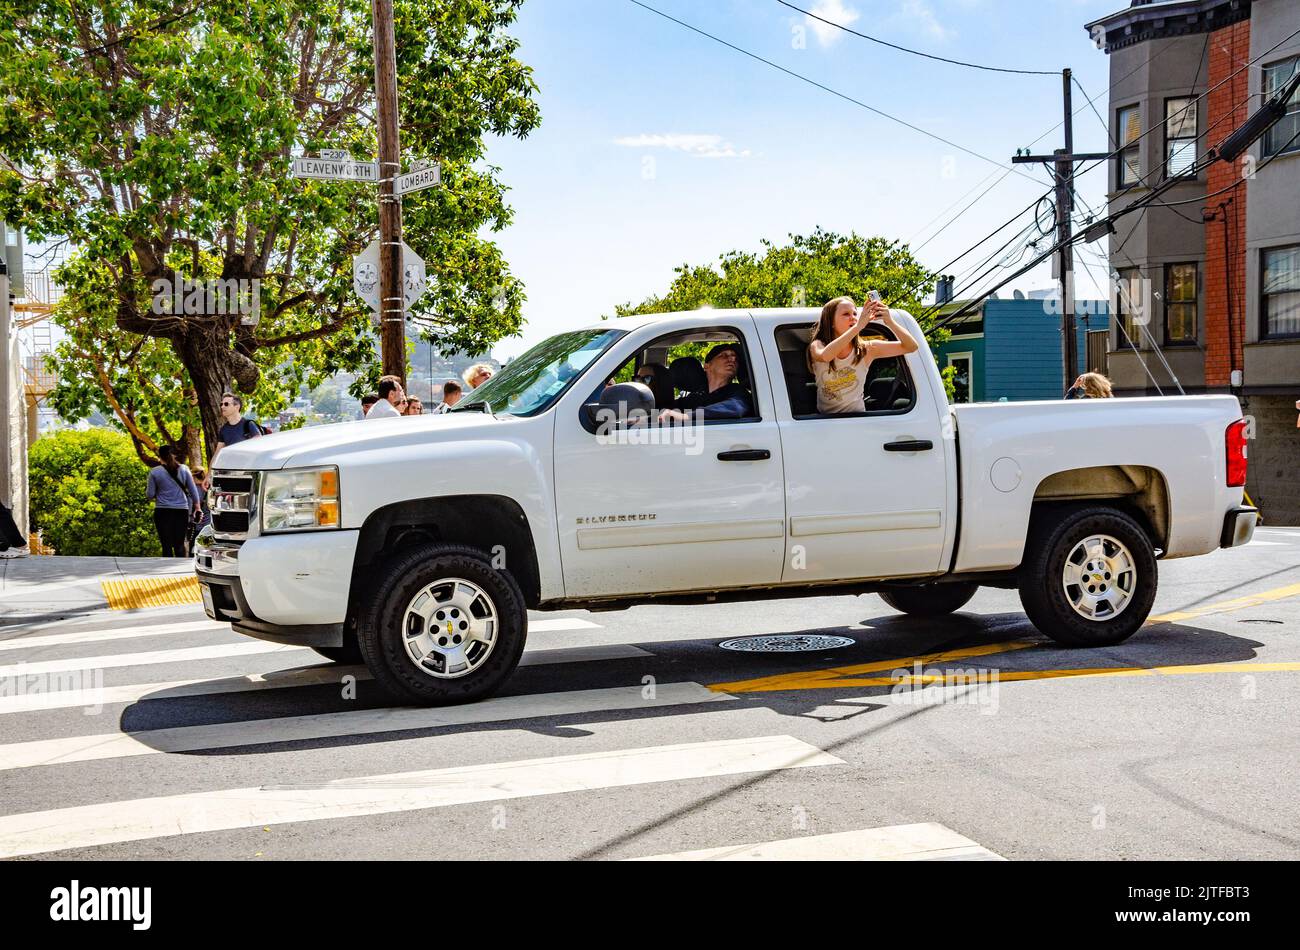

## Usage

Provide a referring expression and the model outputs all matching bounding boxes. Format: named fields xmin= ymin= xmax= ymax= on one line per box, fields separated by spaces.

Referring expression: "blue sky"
xmin=485 ymin=0 xmax=1124 ymax=358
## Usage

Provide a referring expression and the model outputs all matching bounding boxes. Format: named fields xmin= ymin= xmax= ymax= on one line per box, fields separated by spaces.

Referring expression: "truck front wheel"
xmin=1018 ymin=506 xmax=1157 ymax=647
xmin=356 ymin=543 xmax=528 ymax=705
xmin=878 ymin=583 xmax=978 ymax=616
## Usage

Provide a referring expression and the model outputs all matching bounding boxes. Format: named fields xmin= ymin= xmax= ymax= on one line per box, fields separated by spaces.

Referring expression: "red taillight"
xmin=1226 ymin=419 xmax=1249 ymax=487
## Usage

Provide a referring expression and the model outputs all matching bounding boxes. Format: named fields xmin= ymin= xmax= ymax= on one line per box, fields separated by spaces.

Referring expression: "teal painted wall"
xmin=933 ymin=300 xmax=1109 ymax=403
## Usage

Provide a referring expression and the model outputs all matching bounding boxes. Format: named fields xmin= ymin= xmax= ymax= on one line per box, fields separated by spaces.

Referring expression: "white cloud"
xmin=897 ymin=0 xmax=954 ymax=43
xmin=805 ymin=0 xmax=861 ymax=47
xmin=614 ymin=133 xmax=752 ymax=160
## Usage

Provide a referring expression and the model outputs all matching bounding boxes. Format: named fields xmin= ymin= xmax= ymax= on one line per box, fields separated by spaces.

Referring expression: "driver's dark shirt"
xmin=675 ymin=382 xmax=753 ymax=420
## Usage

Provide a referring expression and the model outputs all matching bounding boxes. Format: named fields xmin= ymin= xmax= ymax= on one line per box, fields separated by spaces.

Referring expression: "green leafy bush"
xmin=29 ymin=429 xmax=161 ymax=557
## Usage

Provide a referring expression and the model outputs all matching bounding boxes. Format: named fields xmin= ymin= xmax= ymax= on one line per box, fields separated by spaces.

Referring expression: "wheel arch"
xmin=350 ymin=495 xmax=543 ymax=610
xmin=1029 ymin=465 xmax=1170 ymax=553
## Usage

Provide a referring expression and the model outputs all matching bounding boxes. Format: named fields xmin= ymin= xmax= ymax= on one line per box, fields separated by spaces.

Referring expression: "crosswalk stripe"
xmin=0 ymin=621 xmax=228 ymax=652
xmin=0 ymin=641 xmax=307 ymax=678
xmin=627 ymin=823 xmax=1004 ymax=861
xmin=0 ymin=680 xmax=730 ymax=771
xmin=0 ymin=734 xmax=840 ymax=857
xmin=0 ymin=643 xmax=649 ymax=714
xmin=0 ymin=616 xmax=601 ymax=656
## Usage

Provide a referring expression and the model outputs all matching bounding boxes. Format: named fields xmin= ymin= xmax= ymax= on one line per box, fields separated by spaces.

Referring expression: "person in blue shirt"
xmin=146 ymin=445 xmax=203 ymax=557
xmin=660 ymin=343 xmax=753 ymax=422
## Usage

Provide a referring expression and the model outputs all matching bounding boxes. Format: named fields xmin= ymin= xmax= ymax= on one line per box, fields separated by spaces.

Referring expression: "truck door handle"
xmin=883 ymin=440 xmax=934 ymax=452
xmin=717 ymin=449 xmax=771 ymax=462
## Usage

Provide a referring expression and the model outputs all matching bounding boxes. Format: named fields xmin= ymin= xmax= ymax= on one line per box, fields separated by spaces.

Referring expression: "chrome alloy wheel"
xmin=1061 ymin=534 xmax=1137 ymax=621
xmin=401 ymin=577 xmax=499 ymax=678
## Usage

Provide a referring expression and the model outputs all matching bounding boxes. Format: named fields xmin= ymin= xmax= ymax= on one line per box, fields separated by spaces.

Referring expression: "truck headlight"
xmin=261 ymin=467 xmax=340 ymax=532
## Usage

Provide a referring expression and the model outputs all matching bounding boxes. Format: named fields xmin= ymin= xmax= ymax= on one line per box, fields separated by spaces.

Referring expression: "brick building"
xmin=1085 ymin=0 xmax=1300 ymax=523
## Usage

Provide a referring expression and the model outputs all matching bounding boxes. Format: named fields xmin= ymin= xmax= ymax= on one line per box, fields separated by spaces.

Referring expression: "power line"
xmin=775 ymin=0 xmax=1058 ymax=76
xmin=624 ymin=0 xmax=1046 ymax=185
xmin=79 ymin=3 xmax=205 ymax=57
xmin=911 ymin=167 xmax=1016 ymax=254
xmin=904 ymin=166 xmax=1005 ymax=246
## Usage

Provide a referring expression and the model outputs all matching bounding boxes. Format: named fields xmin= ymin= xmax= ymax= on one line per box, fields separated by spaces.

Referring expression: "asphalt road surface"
xmin=1 ymin=527 xmax=1297 ymax=861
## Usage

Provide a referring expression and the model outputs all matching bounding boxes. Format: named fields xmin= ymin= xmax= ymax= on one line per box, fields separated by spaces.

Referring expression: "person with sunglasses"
xmin=212 ymin=392 xmax=263 ymax=462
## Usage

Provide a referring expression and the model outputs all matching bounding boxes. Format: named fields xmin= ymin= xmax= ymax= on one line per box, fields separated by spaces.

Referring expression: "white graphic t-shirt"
xmin=812 ymin=352 xmax=873 ymax=413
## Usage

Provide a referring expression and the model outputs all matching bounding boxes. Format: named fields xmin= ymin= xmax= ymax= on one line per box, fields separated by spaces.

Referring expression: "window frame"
xmin=1116 ymin=104 xmax=1142 ymax=189
xmin=1262 ymin=57 xmax=1300 ymax=159
xmin=576 ymin=324 xmax=764 ymax=434
xmin=1163 ymin=262 xmax=1199 ymax=346
xmin=774 ymin=323 xmax=918 ymax=420
xmin=1260 ymin=243 xmax=1300 ymax=341
xmin=1114 ymin=267 xmax=1142 ymax=349
xmin=946 ymin=351 xmax=974 ymax=404
xmin=1163 ymin=96 xmax=1198 ymax=179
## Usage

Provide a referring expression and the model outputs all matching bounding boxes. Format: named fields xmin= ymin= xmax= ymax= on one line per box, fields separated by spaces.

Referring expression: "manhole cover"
xmin=718 ymin=634 xmax=856 ymax=653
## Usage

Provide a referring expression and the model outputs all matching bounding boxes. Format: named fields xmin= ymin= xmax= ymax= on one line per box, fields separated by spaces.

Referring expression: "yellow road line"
xmin=102 ymin=576 xmax=203 ymax=611
xmin=710 ymin=580 xmax=1300 ymax=695
xmin=708 ymin=640 xmax=1037 ymax=694
xmin=1146 ymin=582 xmax=1300 ymax=625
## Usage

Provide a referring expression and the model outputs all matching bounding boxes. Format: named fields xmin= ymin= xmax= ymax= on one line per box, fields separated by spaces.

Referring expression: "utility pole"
xmin=1014 ymin=68 xmax=1109 ymax=392
xmin=372 ymin=0 xmax=405 ymax=384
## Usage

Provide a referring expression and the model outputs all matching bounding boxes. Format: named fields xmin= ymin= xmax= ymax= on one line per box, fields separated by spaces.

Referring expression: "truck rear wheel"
xmin=879 ymin=583 xmax=978 ymax=617
xmin=356 ymin=543 xmax=528 ymax=705
xmin=1018 ymin=506 xmax=1156 ymax=647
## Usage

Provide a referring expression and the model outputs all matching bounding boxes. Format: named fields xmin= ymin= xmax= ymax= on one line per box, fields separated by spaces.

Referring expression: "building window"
xmin=1164 ymin=263 xmax=1198 ymax=344
xmin=1114 ymin=268 xmax=1142 ymax=348
xmin=1117 ymin=105 xmax=1141 ymax=187
xmin=1263 ymin=58 xmax=1300 ymax=158
xmin=946 ymin=353 xmax=973 ymax=404
xmin=1262 ymin=245 xmax=1300 ymax=339
xmin=1165 ymin=97 xmax=1198 ymax=177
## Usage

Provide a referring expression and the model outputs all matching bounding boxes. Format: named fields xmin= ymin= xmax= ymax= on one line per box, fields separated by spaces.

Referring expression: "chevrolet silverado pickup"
xmin=196 ymin=308 xmax=1257 ymax=705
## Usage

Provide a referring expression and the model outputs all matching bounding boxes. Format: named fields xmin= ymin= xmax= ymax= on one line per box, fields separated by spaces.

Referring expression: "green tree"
xmin=617 ymin=229 xmax=953 ymax=396
xmin=2 ymin=0 xmax=539 ymax=459
xmin=30 ymin=429 xmax=161 ymax=556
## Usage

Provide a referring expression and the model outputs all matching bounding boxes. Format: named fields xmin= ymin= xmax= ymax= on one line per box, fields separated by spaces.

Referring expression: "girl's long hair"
xmin=1079 ymin=372 xmax=1113 ymax=398
xmin=157 ymin=444 xmax=180 ymax=474
xmin=809 ymin=296 xmax=869 ymax=370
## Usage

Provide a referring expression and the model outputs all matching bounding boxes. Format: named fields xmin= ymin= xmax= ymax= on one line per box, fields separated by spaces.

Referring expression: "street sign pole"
xmin=372 ymin=0 xmax=406 ymax=384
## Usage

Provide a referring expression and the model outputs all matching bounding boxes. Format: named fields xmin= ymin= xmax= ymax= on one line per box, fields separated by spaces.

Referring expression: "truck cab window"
xmin=774 ymin=324 xmax=916 ymax=418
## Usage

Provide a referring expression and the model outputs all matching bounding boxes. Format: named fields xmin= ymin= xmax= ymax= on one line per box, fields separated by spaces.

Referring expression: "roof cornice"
xmin=1084 ymin=0 xmax=1252 ymax=54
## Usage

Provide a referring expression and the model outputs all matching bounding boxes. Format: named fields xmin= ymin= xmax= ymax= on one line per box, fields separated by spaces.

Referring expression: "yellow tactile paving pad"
xmin=102 ymin=575 xmax=203 ymax=610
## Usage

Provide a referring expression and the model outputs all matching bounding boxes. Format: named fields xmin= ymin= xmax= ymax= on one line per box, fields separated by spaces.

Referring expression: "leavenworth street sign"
xmin=353 ymin=239 xmax=427 ymax=315
xmin=291 ymin=150 xmax=379 ymax=183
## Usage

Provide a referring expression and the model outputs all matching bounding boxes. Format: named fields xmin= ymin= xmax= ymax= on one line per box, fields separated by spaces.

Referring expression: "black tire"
xmin=1018 ymin=505 xmax=1157 ymax=647
xmin=879 ymin=582 xmax=978 ymax=617
xmin=356 ymin=543 xmax=528 ymax=705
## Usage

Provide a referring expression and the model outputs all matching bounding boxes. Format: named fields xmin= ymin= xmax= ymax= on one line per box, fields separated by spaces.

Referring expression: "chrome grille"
xmin=209 ymin=471 xmax=260 ymax=540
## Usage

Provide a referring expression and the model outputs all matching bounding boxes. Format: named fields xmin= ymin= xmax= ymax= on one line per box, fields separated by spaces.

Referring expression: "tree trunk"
xmin=174 ymin=325 xmax=236 ymax=466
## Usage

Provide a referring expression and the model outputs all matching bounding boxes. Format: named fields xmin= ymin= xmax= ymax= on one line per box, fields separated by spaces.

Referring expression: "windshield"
xmin=453 ymin=329 xmax=625 ymax=417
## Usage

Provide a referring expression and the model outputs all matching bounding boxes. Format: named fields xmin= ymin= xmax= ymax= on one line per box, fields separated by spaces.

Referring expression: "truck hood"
xmin=213 ymin=412 xmax=509 ymax=471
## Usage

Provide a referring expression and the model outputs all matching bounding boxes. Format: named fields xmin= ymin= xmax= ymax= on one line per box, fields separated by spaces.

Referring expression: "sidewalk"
xmin=0 ymin=557 xmax=196 ymax=627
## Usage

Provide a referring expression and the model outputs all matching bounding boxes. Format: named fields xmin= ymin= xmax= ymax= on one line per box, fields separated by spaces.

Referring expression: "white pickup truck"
xmin=196 ymin=308 xmax=1257 ymax=705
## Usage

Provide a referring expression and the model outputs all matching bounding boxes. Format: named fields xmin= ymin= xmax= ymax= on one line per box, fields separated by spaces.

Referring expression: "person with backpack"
xmin=213 ymin=392 xmax=263 ymax=462
xmin=146 ymin=445 xmax=203 ymax=557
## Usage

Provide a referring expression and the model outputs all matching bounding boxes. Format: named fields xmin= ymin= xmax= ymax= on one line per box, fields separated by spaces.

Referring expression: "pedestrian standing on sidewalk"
xmin=212 ymin=392 xmax=263 ymax=462
xmin=0 ymin=500 xmax=28 ymax=559
xmin=366 ymin=376 xmax=405 ymax=419
xmin=146 ymin=445 xmax=203 ymax=558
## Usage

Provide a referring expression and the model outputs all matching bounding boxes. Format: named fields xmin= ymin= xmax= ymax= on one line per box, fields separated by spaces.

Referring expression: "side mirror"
xmin=591 ymin=382 xmax=655 ymax=433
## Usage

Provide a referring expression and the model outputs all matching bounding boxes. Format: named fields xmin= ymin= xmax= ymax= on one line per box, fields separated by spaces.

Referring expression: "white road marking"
xmin=0 ymin=643 xmax=648 ymax=714
xmin=0 ymin=641 xmax=309 ymax=679
xmin=0 ymin=734 xmax=840 ymax=857
xmin=0 ymin=677 xmax=706 ymax=771
xmin=0 ymin=621 xmax=228 ymax=652
xmin=0 ymin=616 xmax=601 ymax=654
xmin=628 ymin=823 xmax=1005 ymax=861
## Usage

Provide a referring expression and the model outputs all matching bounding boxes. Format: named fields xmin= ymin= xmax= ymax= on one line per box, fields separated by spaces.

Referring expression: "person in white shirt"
xmin=366 ymin=375 xmax=405 ymax=419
